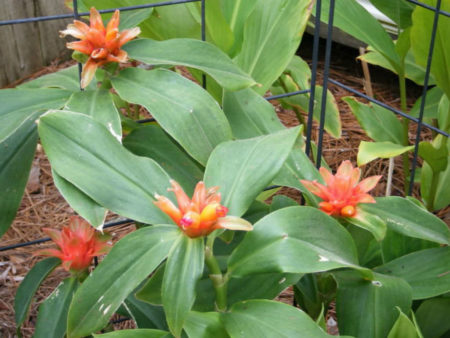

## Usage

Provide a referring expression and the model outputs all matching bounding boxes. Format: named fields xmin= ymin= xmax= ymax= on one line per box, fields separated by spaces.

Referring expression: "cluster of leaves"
xmin=1 ymin=0 xmax=449 ymax=337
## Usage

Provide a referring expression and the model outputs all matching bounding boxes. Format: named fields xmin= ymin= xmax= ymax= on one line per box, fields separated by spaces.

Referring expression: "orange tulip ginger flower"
xmin=60 ymin=7 xmax=141 ymax=88
xmin=35 ymin=216 xmax=112 ymax=273
xmin=154 ymin=180 xmax=253 ymax=238
xmin=300 ymin=160 xmax=381 ymax=218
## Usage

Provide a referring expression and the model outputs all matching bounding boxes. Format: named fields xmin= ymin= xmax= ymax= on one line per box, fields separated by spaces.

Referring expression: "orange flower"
xmin=60 ymin=7 xmax=141 ymax=88
xmin=300 ymin=160 xmax=381 ymax=217
xmin=154 ymin=180 xmax=253 ymax=238
xmin=35 ymin=216 xmax=111 ymax=273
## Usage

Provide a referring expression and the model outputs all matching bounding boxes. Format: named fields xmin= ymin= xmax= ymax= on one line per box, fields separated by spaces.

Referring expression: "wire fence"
xmin=0 ymin=0 xmax=448 ymax=254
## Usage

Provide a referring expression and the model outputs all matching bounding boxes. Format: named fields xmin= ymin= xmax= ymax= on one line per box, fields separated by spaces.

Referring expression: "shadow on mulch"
xmin=1 ymin=40 xmax=449 ymax=337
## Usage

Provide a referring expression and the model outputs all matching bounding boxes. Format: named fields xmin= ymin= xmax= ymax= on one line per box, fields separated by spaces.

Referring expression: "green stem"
xmin=205 ymin=236 xmax=228 ymax=311
xmin=399 ymin=74 xmax=410 ymax=194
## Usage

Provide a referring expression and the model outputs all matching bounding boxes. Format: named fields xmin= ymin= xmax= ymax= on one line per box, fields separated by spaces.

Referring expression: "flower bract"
xmin=60 ymin=7 xmax=141 ymax=88
xmin=300 ymin=160 xmax=381 ymax=217
xmin=35 ymin=216 xmax=111 ymax=273
xmin=154 ymin=180 xmax=253 ymax=238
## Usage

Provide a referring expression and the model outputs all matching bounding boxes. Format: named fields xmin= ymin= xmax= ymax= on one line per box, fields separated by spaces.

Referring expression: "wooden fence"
xmin=0 ymin=0 xmax=73 ymax=87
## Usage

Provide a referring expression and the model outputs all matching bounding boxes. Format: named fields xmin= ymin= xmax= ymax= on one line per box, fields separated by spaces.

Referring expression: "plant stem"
xmin=205 ymin=235 xmax=228 ymax=311
xmin=399 ymin=74 xmax=410 ymax=194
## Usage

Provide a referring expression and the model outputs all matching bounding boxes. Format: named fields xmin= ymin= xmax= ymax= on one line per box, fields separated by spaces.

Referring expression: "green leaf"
xmin=344 ymin=208 xmax=387 ymax=241
xmin=162 ymin=234 xmax=204 ymax=337
xmin=411 ymin=0 xmax=450 ymax=99
xmin=65 ymin=89 xmax=122 ymax=140
xmin=204 ymin=127 xmax=300 ymax=217
xmin=0 ymin=88 xmax=71 ymax=143
xmin=184 ymin=311 xmax=229 ymax=338
xmin=123 ymin=293 xmax=167 ymax=330
xmin=236 ymin=0 xmax=313 ymax=94
xmin=409 ymin=86 xmax=444 ymax=119
xmin=204 ymin=0 xmax=234 ymax=53
xmin=136 ymin=263 xmax=165 ymax=306
xmin=375 ymin=247 xmax=450 ymax=299
xmin=369 ymin=0 xmax=415 ymax=29
xmin=67 ymin=225 xmax=179 ymax=338
xmin=38 ymin=110 xmax=172 ymax=225
xmin=380 ymin=228 xmax=438 ymax=263
xmin=221 ymin=0 xmax=259 ymax=56
xmin=52 ymin=170 xmax=107 ymax=229
xmin=321 ymin=0 xmax=401 ymax=72
xmin=438 ymin=93 xmax=450 ymax=132
xmin=112 ymin=68 xmax=232 ymax=165
xmin=387 ymin=308 xmax=422 ymax=338
xmin=14 ymin=257 xmax=60 ymax=328
xmin=419 ymin=138 xmax=448 ymax=173
xmin=124 ymin=38 xmax=255 ymax=91
xmin=93 ymin=329 xmax=172 ymax=338
xmin=222 ymin=299 xmax=332 ymax=337
xmin=334 ymin=270 xmax=412 ymax=338
xmin=228 ymin=206 xmax=360 ymax=277
xmin=343 ymin=97 xmax=404 ymax=144
xmin=34 ymin=277 xmax=78 ymax=338
xmin=270 ymin=195 xmax=299 ymax=212
xmin=123 ymin=125 xmax=203 ymax=196
xmin=357 ymin=141 xmax=414 ymax=166
xmin=0 ymin=121 xmax=38 ymax=237
xmin=361 ymin=197 xmax=450 ymax=245
xmin=18 ymin=65 xmax=96 ymax=91
xmin=415 ymin=298 xmax=450 ymax=338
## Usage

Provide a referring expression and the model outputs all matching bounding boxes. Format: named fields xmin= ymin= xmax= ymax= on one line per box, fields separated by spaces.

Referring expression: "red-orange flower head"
xmin=35 ymin=216 xmax=112 ymax=273
xmin=60 ymin=7 xmax=141 ymax=88
xmin=300 ymin=160 xmax=381 ymax=218
xmin=154 ymin=180 xmax=253 ymax=238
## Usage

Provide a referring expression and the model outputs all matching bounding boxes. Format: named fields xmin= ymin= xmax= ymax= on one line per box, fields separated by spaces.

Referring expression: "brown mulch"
xmin=1 ymin=52 xmax=449 ymax=337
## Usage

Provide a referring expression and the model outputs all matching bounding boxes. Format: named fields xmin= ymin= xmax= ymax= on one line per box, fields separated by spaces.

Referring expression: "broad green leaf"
xmin=375 ymin=247 xmax=450 ymax=299
xmin=81 ymin=0 xmax=154 ymax=30
xmin=357 ymin=141 xmax=414 ymax=166
xmin=184 ymin=311 xmax=229 ymax=338
xmin=136 ymin=263 xmax=165 ymax=305
xmin=93 ymin=329 xmax=172 ymax=338
xmin=370 ymin=0 xmax=415 ymax=29
xmin=321 ymin=0 xmax=401 ymax=72
xmin=409 ymin=86 xmax=444 ymax=118
xmin=270 ymin=195 xmax=299 ymax=212
xmin=411 ymin=0 xmax=450 ymax=98
xmin=162 ymin=234 xmax=204 ymax=337
xmin=343 ymin=97 xmax=404 ymax=144
xmin=18 ymin=65 xmax=96 ymax=91
xmin=334 ymin=270 xmax=412 ymax=338
xmin=433 ymin=154 xmax=450 ymax=210
xmin=344 ymin=208 xmax=387 ymax=241
xmin=124 ymin=38 xmax=255 ymax=91
xmin=0 ymin=122 xmax=38 ymax=237
xmin=415 ymin=298 xmax=450 ymax=338
xmin=0 ymin=88 xmax=71 ymax=143
xmin=14 ymin=257 xmax=60 ymax=328
xmin=205 ymin=0 xmax=234 ymax=53
xmin=221 ymin=0 xmax=260 ymax=56
xmin=38 ymin=110 xmax=173 ymax=225
xmin=346 ymin=225 xmax=383 ymax=268
xmin=228 ymin=206 xmax=360 ymax=277
xmin=34 ymin=277 xmax=78 ymax=338
xmin=139 ymin=2 xmax=200 ymax=40
xmin=65 ymin=89 xmax=122 ymax=140
xmin=419 ymin=137 xmax=448 ymax=173
xmin=112 ymin=68 xmax=233 ymax=165
xmin=438 ymin=93 xmax=450 ymax=131
xmin=236 ymin=0 xmax=313 ymax=94
xmin=380 ymin=228 xmax=438 ymax=263
xmin=204 ymin=127 xmax=300 ymax=217
xmin=52 ymin=170 xmax=107 ymax=229
xmin=361 ymin=197 xmax=450 ymax=245
xmin=222 ymin=299 xmax=332 ymax=337
xmin=67 ymin=225 xmax=179 ymax=338
xmin=123 ymin=125 xmax=203 ymax=196
xmin=387 ymin=308 xmax=421 ymax=338
xmin=222 ymin=88 xmax=321 ymax=204
xmin=123 ymin=293 xmax=167 ymax=330
xmin=358 ymin=49 xmax=435 ymax=85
